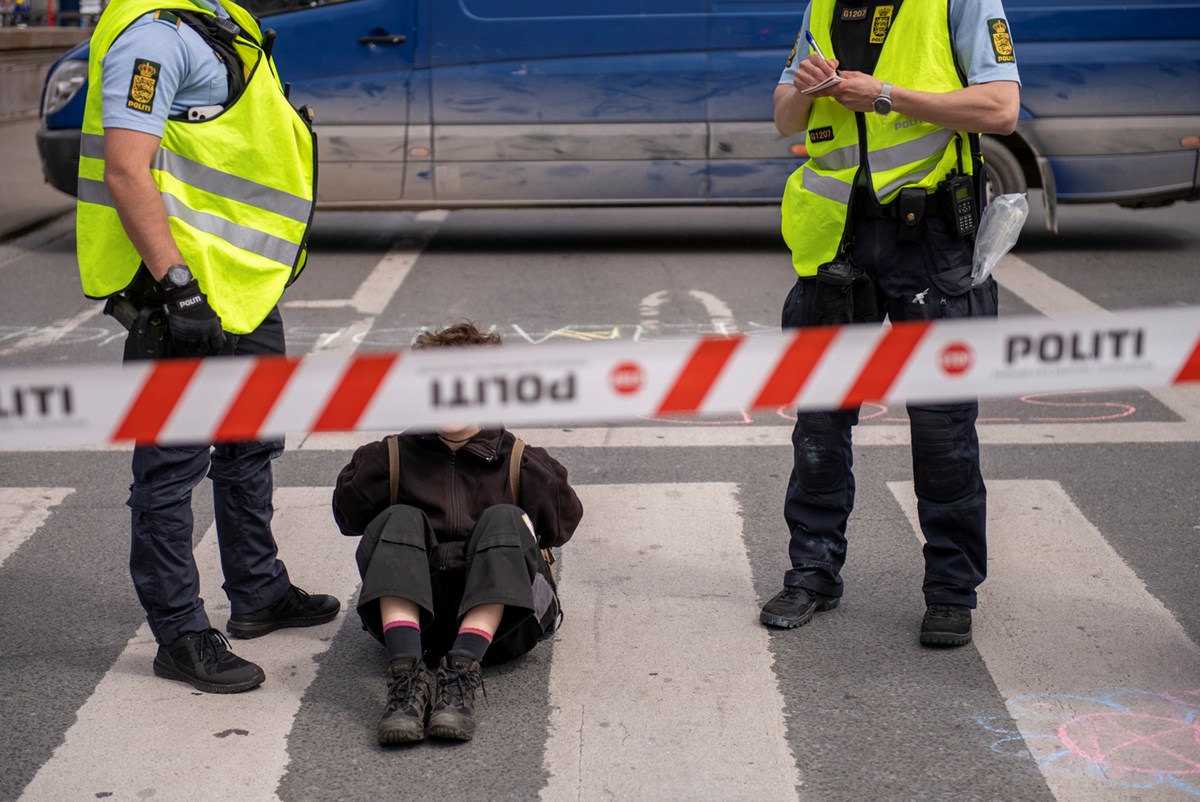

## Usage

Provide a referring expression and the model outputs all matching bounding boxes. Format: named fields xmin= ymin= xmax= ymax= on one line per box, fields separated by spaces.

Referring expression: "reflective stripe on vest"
xmin=781 ymin=0 xmax=970 ymax=278
xmin=77 ymin=0 xmax=315 ymax=335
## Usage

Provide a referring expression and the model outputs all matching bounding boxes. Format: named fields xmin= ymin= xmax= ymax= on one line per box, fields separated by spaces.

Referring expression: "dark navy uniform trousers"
xmin=783 ymin=215 xmax=998 ymax=608
xmin=126 ymin=307 xmax=291 ymax=645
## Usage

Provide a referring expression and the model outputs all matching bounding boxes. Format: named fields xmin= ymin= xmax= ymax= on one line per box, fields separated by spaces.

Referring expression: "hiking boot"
xmin=378 ymin=657 xmax=435 ymax=745
xmin=152 ymin=628 xmax=266 ymax=694
xmin=226 ymin=585 xmax=341 ymax=639
xmin=920 ymin=604 xmax=972 ymax=647
xmin=759 ymin=585 xmax=840 ymax=629
xmin=426 ymin=650 xmax=484 ymax=741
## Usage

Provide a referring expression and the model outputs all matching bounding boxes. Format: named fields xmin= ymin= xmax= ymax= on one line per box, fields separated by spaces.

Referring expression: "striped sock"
xmin=383 ymin=620 xmax=422 ymax=662
xmin=450 ymin=627 xmax=492 ymax=663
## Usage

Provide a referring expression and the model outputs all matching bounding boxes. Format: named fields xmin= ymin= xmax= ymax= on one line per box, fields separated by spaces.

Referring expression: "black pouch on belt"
xmin=813 ymin=260 xmax=864 ymax=325
xmin=896 ymin=187 xmax=926 ymax=244
xmin=105 ymin=295 xmax=173 ymax=362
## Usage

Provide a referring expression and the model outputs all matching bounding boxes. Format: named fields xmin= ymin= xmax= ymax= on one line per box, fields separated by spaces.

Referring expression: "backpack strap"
xmin=509 ymin=434 xmax=558 ymax=574
xmin=386 ymin=434 xmax=400 ymax=506
xmin=509 ymin=435 xmax=525 ymax=505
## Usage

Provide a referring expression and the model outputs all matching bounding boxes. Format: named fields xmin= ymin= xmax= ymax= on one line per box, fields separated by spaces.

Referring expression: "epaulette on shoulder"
xmin=153 ymin=9 xmax=182 ymax=26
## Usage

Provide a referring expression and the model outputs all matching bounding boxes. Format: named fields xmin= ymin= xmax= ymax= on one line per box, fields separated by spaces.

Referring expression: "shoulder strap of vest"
xmin=944 ymin=0 xmax=985 ymax=213
xmin=174 ymin=9 xmax=248 ymax=107
xmin=509 ymin=436 xmax=525 ymax=505
xmin=386 ymin=434 xmax=400 ymax=506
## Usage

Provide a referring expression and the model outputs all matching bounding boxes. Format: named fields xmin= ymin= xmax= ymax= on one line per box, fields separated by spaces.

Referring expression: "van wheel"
xmin=980 ymin=136 xmax=1025 ymax=202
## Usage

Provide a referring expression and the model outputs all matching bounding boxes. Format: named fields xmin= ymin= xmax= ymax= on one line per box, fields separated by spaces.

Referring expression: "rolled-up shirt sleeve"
xmin=952 ymin=0 xmax=1022 ymax=85
xmin=100 ymin=15 xmax=191 ymax=136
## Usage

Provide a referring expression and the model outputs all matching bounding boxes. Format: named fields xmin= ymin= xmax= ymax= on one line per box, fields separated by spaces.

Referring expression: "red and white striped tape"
xmin=1 ymin=306 xmax=1197 ymax=449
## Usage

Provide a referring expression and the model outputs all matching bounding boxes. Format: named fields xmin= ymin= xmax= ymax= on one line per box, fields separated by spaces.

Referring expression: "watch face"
xmin=166 ymin=265 xmax=191 ymax=287
xmin=873 ymin=97 xmax=891 ymax=115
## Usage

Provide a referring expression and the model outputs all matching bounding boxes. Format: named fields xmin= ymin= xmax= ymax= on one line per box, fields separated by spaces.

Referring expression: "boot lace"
xmin=926 ymin=604 xmax=960 ymax=619
xmin=438 ymin=662 xmax=485 ymax=709
xmin=386 ymin=664 xmax=428 ymax=714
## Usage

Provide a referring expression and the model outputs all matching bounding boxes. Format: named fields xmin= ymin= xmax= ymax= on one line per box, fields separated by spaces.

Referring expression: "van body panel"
xmin=33 ymin=0 xmax=1200 ymax=223
xmin=425 ymin=0 xmax=711 ymax=202
xmin=1013 ymin=39 xmax=1200 ymax=119
xmin=269 ymin=0 xmax=415 ymax=202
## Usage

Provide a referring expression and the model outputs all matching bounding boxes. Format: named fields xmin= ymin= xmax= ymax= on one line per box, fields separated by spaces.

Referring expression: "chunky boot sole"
xmin=759 ymin=596 xmax=840 ymax=629
xmin=226 ymin=608 xmax=340 ymax=639
xmin=920 ymin=630 xmax=972 ymax=647
xmin=427 ymin=712 xmax=475 ymax=741
xmin=152 ymin=656 xmax=265 ymax=694
xmin=378 ymin=721 xmax=425 ymax=745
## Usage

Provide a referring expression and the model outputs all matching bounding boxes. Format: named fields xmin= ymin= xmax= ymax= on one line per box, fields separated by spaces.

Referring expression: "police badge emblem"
xmin=126 ymin=59 xmax=161 ymax=113
xmin=870 ymin=5 xmax=894 ymax=43
xmin=988 ymin=18 xmax=1015 ymax=62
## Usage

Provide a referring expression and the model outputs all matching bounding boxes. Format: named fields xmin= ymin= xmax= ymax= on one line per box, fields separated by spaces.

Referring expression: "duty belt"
xmin=853 ymin=190 xmax=936 ymax=220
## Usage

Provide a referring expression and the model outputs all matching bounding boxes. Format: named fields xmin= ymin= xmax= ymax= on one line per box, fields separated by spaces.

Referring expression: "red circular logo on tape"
xmin=610 ymin=362 xmax=644 ymax=395
xmin=940 ymin=342 xmax=974 ymax=376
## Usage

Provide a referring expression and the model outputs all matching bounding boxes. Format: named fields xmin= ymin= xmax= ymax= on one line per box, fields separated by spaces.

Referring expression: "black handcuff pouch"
xmin=812 ymin=259 xmax=879 ymax=326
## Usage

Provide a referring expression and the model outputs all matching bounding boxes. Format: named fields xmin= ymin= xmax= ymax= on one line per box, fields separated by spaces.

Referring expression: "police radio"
xmin=938 ymin=173 xmax=978 ymax=238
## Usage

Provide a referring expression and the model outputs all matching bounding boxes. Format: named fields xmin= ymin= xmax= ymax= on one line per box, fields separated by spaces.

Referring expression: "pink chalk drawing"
xmin=1059 ymin=712 xmax=1200 ymax=775
xmin=978 ymin=689 xmax=1200 ymax=796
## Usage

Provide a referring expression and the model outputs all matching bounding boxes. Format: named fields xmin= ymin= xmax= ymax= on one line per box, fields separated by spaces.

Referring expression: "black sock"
xmin=450 ymin=628 xmax=492 ymax=663
xmin=383 ymin=620 xmax=422 ymax=662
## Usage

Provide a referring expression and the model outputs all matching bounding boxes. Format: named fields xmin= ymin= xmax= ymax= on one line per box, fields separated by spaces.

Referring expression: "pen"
xmin=804 ymin=30 xmax=835 ymax=67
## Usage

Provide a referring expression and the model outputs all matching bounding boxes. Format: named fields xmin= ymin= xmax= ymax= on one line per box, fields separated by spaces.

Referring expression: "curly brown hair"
xmin=413 ymin=320 xmax=502 ymax=350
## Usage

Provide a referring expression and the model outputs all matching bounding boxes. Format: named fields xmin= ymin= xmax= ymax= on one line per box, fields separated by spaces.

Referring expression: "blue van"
xmin=36 ymin=0 xmax=1200 ymax=231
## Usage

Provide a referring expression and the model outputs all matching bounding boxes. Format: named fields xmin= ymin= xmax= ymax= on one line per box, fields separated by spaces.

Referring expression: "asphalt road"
xmin=1 ymin=197 xmax=1199 ymax=802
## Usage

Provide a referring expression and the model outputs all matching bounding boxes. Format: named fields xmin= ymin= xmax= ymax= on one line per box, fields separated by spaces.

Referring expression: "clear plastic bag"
xmin=971 ymin=193 xmax=1029 ymax=287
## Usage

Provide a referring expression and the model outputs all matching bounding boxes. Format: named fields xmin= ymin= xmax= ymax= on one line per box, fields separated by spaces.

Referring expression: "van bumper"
xmin=37 ymin=126 xmax=81 ymax=198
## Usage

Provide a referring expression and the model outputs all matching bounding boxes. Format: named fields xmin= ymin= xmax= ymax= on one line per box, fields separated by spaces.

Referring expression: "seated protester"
xmin=332 ymin=321 xmax=584 ymax=745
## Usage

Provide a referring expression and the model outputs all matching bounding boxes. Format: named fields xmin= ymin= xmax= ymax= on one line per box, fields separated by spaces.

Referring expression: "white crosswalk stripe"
xmin=543 ymin=484 xmax=800 ymax=800
xmin=0 ymin=487 xmax=72 ymax=570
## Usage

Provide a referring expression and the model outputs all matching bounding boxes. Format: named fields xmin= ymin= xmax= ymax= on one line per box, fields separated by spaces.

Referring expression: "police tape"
xmin=1 ymin=305 xmax=1197 ymax=450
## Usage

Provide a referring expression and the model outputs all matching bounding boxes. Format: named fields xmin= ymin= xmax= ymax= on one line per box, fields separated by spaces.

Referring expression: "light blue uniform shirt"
xmin=780 ymin=0 xmax=1021 ymax=87
xmin=100 ymin=0 xmax=232 ymax=136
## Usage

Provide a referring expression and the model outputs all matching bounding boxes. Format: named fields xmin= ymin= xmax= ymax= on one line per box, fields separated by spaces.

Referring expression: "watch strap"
xmin=873 ymin=82 xmax=894 ymax=115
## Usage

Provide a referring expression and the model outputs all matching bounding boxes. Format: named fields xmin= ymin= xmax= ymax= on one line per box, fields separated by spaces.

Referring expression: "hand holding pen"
xmin=800 ymin=30 xmax=844 ymax=94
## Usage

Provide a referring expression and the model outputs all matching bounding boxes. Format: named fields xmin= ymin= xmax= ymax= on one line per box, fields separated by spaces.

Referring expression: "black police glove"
xmin=159 ymin=279 xmax=226 ymax=357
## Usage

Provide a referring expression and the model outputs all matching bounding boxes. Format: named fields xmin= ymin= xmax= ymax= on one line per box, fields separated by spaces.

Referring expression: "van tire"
xmin=980 ymin=137 xmax=1026 ymax=201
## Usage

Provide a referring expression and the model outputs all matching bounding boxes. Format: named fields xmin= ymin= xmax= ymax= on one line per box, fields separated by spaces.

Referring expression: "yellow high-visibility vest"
xmin=781 ymin=0 xmax=972 ymax=277
xmin=77 ymin=0 xmax=315 ymax=334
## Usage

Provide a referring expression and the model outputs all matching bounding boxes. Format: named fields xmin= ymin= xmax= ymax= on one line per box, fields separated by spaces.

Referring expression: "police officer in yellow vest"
xmin=758 ymin=0 xmax=1020 ymax=645
xmin=77 ymin=0 xmax=339 ymax=693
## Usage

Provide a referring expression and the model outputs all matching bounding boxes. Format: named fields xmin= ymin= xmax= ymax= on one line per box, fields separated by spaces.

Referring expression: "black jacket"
xmin=332 ymin=428 xmax=583 ymax=550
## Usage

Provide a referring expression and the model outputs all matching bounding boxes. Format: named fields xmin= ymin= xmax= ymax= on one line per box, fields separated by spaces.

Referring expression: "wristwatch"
xmin=872 ymin=82 xmax=893 ymax=116
xmin=158 ymin=263 xmax=192 ymax=291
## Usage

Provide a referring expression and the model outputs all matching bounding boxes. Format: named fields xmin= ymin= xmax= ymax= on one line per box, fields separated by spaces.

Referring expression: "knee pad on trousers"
xmin=792 ymin=412 xmax=850 ymax=494
xmin=208 ymin=439 xmax=283 ymax=486
xmin=909 ymin=405 xmax=980 ymax=504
